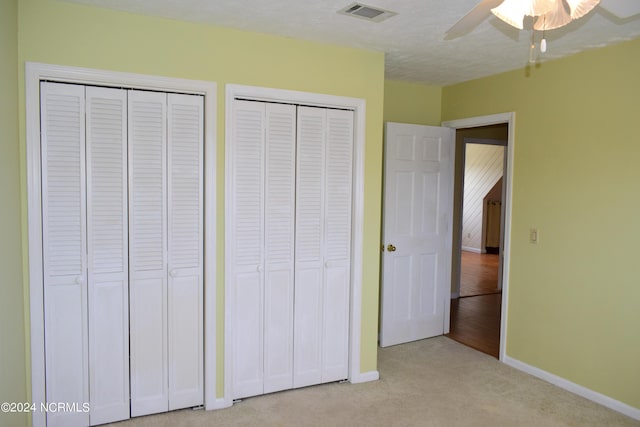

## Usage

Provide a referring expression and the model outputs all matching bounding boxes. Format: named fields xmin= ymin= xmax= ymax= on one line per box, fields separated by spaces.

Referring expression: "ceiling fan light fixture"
xmin=493 ymin=0 xmax=600 ymax=30
xmin=491 ymin=0 xmax=527 ymax=29
xmin=533 ymin=1 xmax=572 ymax=30
xmin=565 ymin=0 xmax=600 ymax=19
xmin=525 ymin=0 xmax=556 ymax=16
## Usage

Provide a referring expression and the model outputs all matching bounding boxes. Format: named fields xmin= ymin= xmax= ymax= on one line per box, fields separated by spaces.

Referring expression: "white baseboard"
xmin=350 ymin=370 xmax=380 ymax=384
xmin=503 ymin=355 xmax=640 ymax=421
xmin=461 ymin=246 xmax=481 ymax=253
xmin=451 ymin=291 xmax=460 ymax=299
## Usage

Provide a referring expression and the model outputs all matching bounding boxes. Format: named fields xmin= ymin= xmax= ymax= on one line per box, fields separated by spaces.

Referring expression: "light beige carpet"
xmin=107 ymin=337 xmax=638 ymax=426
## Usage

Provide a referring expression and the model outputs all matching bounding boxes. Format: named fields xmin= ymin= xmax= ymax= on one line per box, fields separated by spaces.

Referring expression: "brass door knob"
xmin=387 ymin=244 xmax=396 ymax=252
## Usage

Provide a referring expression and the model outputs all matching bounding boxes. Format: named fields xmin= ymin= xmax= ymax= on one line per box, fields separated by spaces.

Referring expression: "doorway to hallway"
xmin=444 ymin=120 xmax=511 ymax=360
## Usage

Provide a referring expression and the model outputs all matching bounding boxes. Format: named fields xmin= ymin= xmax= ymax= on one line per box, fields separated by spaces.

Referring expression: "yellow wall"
xmin=443 ymin=37 xmax=640 ymax=409
xmin=17 ymin=0 xmax=384 ymax=400
xmin=0 ymin=0 xmax=28 ymax=426
xmin=383 ymin=80 xmax=442 ymax=125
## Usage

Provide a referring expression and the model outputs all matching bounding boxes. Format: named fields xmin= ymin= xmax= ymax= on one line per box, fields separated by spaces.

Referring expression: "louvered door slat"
xmin=86 ymin=86 xmax=130 ymax=426
xmin=128 ymin=90 xmax=169 ymax=417
xmin=41 ymin=82 xmax=90 ymax=427
xmin=167 ymin=93 xmax=204 ymax=410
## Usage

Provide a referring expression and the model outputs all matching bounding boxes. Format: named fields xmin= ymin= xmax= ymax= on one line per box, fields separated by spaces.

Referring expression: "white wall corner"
xmin=503 ymin=355 xmax=640 ymax=421
xmin=208 ymin=397 xmax=233 ymax=411
xmin=350 ymin=370 xmax=380 ymax=384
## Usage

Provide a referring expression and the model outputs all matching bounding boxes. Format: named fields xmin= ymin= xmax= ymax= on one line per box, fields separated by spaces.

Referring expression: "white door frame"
xmin=224 ymin=84 xmax=369 ymax=407
xmin=25 ymin=62 xmax=218 ymax=427
xmin=442 ymin=112 xmax=515 ymax=361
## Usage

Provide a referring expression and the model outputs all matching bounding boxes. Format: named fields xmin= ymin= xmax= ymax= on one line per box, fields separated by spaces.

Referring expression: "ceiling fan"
xmin=444 ymin=0 xmax=640 ymax=41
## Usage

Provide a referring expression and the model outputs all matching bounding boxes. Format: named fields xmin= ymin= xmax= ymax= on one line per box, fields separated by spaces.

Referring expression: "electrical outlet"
xmin=530 ymin=228 xmax=538 ymax=244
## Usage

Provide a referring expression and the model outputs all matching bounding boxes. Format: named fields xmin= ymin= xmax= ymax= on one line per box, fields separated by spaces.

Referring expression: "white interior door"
xmin=380 ymin=122 xmax=454 ymax=348
xmin=86 ymin=86 xmax=130 ymax=426
xmin=41 ymin=82 xmax=90 ymax=427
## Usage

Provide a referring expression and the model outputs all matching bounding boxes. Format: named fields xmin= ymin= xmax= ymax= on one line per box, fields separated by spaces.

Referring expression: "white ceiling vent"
xmin=337 ymin=2 xmax=397 ymax=23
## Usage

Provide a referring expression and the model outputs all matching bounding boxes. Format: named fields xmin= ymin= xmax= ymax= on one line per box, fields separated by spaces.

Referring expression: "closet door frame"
xmin=224 ymin=84 xmax=370 ymax=408
xmin=25 ymin=62 xmax=218 ymax=427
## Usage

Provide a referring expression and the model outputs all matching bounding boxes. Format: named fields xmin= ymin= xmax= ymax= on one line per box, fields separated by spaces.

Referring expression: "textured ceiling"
xmin=64 ymin=0 xmax=640 ymax=86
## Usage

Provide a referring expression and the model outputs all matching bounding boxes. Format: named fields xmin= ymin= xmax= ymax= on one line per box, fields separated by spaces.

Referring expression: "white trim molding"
xmin=504 ymin=356 xmax=640 ymax=421
xmin=461 ymin=246 xmax=482 ymax=254
xmin=442 ymin=112 xmax=515 ymax=359
xmin=224 ymin=84 xmax=368 ymax=406
xmin=25 ymin=62 xmax=218 ymax=426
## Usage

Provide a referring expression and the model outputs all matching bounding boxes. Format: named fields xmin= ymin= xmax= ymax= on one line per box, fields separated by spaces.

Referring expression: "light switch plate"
xmin=530 ymin=228 xmax=538 ymax=244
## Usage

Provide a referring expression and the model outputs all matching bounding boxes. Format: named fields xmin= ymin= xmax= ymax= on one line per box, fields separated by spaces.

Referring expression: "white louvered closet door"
xmin=321 ymin=109 xmax=353 ymax=383
xmin=294 ymin=107 xmax=353 ymax=388
xmin=85 ymin=86 xmax=130 ymax=426
xmin=231 ymin=100 xmax=353 ymax=397
xmin=263 ymin=103 xmax=296 ymax=394
xmin=167 ymin=94 xmax=204 ymax=410
xmin=231 ymin=100 xmax=266 ymax=399
xmin=231 ymin=101 xmax=297 ymax=399
xmin=41 ymin=84 xmax=205 ymax=425
xmin=294 ymin=106 xmax=326 ymax=388
xmin=41 ymin=82 xmax=90 ymax=427
xmin=128 ymin=90 xmax=169 ymax=417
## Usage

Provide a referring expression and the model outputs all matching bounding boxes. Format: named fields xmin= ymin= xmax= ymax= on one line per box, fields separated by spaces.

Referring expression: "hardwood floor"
xmin=460 ymin=251 xmax=500 ymax=297
xmin=447 ymin=294 xmax=501 ymax=358
xmin=447 ymin=251 xmax=501 ymax=358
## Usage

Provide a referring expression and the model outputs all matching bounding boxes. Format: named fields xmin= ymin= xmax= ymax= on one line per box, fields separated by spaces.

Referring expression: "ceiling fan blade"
xmin=598 ymin=0 xmax=640 ymax=18
xmin=444 ymin=0 xmax=505 ymax=40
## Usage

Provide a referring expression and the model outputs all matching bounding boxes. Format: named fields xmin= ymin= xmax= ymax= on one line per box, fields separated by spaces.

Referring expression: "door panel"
xmin=321 ymin=261 xmax=350 ymax=382
xmin=231 ymin=100 xmax=266 ymax=399
xmin=167 ymin=93 xmax=204 ymax=409
xmin=41 ymin=82 xmax=90 ymax=427
xmin=86 ymin=86 xmax=130 ymax=425
xmin=380 ymin=122 xmax=454 ymax=347
xmin=294 ymin=107 xmax=326 ymax=388
xmin=263 ymin=103 xmax=296 ymax=394
xmin=293 ymin=266 xmax=323 ymax=388
xmin=321 ymin=109 xmax=353 ymax=383
xmin=130 ymin=276 xmax=167 ymax=416
xmin=128 ymin=90 xmax=169 ymax=416
xmin=263 ymin=268 xmax=294 ymax=393
xmin=168 ymin=273 xmax=202 ymax=409
xmin=233 ymin=269 xmax=264 ymax=398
